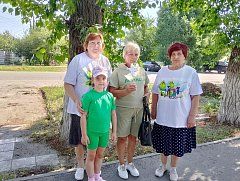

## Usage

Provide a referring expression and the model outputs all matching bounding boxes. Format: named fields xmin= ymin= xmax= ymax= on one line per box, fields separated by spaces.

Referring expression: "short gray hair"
xmin=123 ymin=42 xmax=140 ymax=58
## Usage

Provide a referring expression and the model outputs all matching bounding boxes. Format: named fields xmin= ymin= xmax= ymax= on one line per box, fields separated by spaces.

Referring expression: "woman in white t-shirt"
xmin=151 ymin=42 xmax=203 ymax=181
xmin=64 ymin=33 xmax=112 ymax=181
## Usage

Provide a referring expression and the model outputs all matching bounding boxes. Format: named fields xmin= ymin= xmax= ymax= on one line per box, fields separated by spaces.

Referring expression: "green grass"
xmin=0 ymin=166 xmax=58 ymax=180
xmin=0 ymin=172 xmax=15 ymax=180
xmin=30 ymin=86 xmax=64 ymax=142
xmin=30 ymin=86 xmax=240 ymax=163
xmin=199 ymin=96 xmax=220 ymax=115
xmin=0 ymin=65 xmax=67 ymax=72
xmin=197 ymin=122 xmax=240 ymax=143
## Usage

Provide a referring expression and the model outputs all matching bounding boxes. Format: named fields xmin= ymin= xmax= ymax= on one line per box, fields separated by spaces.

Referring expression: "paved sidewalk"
xmin=9 ymin=137 xmax=240 ymax=181
xmin=0 ymin=136 xmax=59 ymax=173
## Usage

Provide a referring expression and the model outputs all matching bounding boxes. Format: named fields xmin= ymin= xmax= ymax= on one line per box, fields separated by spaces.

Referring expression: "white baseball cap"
xmin=92 ymin=66 xmax=108 ymax=78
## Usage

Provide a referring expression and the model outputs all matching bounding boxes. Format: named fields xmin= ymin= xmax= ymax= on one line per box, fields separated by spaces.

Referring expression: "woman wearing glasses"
xmin=109 ymin=42 xmax=149 ymax=179
xmin=64 ymin=32 xmax=112 ymax=180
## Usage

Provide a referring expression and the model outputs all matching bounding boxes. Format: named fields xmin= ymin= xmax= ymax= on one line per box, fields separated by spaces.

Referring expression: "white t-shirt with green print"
xmin=64 ymin=52 xmax=112 ymax=116
xmin=152 ymin=65 xmax=203 ymax=128
xmin=109 ymin=63 xmax=149 ymax=108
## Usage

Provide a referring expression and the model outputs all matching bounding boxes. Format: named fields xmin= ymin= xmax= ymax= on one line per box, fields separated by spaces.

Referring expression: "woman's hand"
xmin=81 ymin=134 xmax=90 ymax=145
xmin=151 ymin=93 xmax=158 ymax=119
xmin=111 ymin=132 xmax=117 ymax=142
xmin=151 ymin=111 xmax=156 ymax=120
xmin=125 ymin=83 xmax=137 ymax=93
xmin=74 ymin=99 xmax=84 ymax=114
xmin=187 ymin=115 xmax=196 ymax=128
xmin=144 ymin=92 xmax=150 ymax=104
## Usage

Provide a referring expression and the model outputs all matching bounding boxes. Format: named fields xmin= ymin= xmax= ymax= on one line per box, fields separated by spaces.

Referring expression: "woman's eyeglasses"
xmin=127 ymin=53 xmax=139 ymax=57
xmin=89 ymin=41 xmax=102 ymax=46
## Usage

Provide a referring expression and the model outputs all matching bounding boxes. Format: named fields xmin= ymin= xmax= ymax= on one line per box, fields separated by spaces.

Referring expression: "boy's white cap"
xmin=92 ymin=66 xmax=108 ymax=78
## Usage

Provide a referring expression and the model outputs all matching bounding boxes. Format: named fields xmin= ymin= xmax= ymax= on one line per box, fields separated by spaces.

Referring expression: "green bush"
xmin=202 ymin=98 xmax=220 ymax=115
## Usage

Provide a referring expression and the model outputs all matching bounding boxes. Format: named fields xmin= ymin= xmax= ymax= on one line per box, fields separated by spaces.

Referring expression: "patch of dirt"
xmin=0 ymin=83 xmax=47 ymax=127
xmin=201 ymin=82 xmax=222 ymax=97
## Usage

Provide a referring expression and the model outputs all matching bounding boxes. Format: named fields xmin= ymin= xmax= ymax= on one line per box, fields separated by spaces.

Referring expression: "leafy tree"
xmin=0 ymin=0 xmax=159 ymax=63
xmin=12 ymin=27 xmax=67 ymax=65
xmin=0 ymin=0 xmax=160 ymax=141
xmin=168 ymin=0 xmax=240 ymax=126
xmin=196 ymin=33 xmax=226 ymax=71
xmin=0 ymin=31 xmax=17 ymax=51
xmin=125 ymin=18 xmax=158 ymax=63
xmin=155 ymin=4 xmax=199 ymax=68
xmin=14 ymin=28 xmax=48 ymax=65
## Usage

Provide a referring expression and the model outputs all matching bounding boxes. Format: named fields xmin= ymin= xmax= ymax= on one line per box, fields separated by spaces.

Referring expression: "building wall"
xmin=0 ymin=50 xmax=19 ymax=65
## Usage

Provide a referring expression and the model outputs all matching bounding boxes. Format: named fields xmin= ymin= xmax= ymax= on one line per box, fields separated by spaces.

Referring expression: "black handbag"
xmin=138 ymin=96 xmax=152 ymax=146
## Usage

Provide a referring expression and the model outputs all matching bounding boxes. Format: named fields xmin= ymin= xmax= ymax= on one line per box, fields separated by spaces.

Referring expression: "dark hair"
xmin=83 ymin=32 xmax=105 ymax=51
xmin=167 ymin=42 xmax=188 ymax=58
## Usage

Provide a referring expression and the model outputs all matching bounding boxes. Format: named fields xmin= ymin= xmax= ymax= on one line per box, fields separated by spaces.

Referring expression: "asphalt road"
xmin=0 ymin=71 xmax=225 ymax=87
xmin=0 ymin=71 xmax=65 ymax=87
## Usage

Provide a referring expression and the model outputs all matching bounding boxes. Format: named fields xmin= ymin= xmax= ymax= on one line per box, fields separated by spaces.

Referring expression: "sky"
xmin=0 ymin=4 xmax=29 ymax=37
xmin=0 ymin=4 xmax=159 ymax=38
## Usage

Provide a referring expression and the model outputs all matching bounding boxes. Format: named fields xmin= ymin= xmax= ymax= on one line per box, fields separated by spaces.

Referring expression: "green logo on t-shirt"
xmin=124 ymin=76 xmax=143 ymax=83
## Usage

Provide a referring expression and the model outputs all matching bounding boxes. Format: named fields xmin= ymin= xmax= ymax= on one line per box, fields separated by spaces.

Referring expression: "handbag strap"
xmin=143 ymin=96 xmax=151 ymax=122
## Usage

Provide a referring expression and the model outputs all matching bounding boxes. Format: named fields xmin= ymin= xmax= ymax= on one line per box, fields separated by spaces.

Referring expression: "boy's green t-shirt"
xmin=81 ymin=89 xmax=116 ymax=133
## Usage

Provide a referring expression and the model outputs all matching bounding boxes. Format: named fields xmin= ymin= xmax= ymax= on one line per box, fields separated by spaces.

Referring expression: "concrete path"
xmin=8 ymin=137 xmax=240 ymax=181
xmin=0 ymin=135 xmax=59 ymax=173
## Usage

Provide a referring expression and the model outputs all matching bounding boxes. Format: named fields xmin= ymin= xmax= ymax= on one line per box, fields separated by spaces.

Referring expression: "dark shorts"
xmin=69 ymin=114 xmax=83 ymax=146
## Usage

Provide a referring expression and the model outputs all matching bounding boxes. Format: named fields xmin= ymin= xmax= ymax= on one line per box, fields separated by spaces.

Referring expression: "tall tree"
xmin=0 ymin=31 xmax=18 ymax=64
xmin=0 ymin=31 xmax=17 ymax=51
xmin=0 ymin=0 xmax=159 ymax=141
xmin=168 ymin=0 xmax=240 ymax=126
xmin=125 ymin=18 xmax=158 ymax=62
xmin=155 ymin=4 xmax=198 ymax=67
xmin=14 ymin=27 xmax=50 ymax=65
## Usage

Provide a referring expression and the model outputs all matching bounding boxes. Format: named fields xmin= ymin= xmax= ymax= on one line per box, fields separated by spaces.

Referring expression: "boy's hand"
xmin=81 ymin=135 xmax=90 ymax=145
xmin=111 ymin=132 xmax=117 ymax=142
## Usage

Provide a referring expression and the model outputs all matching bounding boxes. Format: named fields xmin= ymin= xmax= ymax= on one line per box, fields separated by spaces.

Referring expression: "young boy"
xmin=81 ymin=66 xmax=117 ymax=181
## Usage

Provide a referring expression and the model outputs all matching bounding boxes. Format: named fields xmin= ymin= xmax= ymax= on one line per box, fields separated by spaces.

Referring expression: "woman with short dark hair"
xmin=151 ymin=42 xmax=203 ymax=181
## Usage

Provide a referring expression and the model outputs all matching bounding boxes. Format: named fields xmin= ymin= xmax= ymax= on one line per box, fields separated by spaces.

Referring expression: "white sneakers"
xmin=126 ymin=162 xmax=139 ymax=177
xmin=155 ymin=165 xmax=178 ymax=181
xmin=118 ymin=164 xmax=128 ymax=179
xmin=75 ymin=167 xmax=84 ymax=180
xmin=118 ymin=163 xmax=139 ymax=179
xmin=155 ymin=165 xmax=166 ymax=177
xmin=170 ymin=167 xmax=178 ymax=181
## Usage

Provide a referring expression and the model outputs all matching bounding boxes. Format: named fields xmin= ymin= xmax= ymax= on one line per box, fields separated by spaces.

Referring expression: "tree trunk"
xmin=68 ymin=0 xmax=103 ymax=60
xmin=60 ymin=0 xmax=103 ymax=143
xmin=60 ymin=94 xmax=71 ymax=145
xmin=218 ymin=46 xmax=240 ymax=127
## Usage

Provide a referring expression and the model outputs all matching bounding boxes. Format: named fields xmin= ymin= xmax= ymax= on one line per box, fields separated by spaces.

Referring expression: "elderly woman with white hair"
xmin=109 ymin=42 xmax=149 ymax=179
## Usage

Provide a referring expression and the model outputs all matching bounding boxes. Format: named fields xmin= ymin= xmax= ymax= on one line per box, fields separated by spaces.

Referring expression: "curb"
xmin=8 ymin=136 xmax=240 ymax=181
